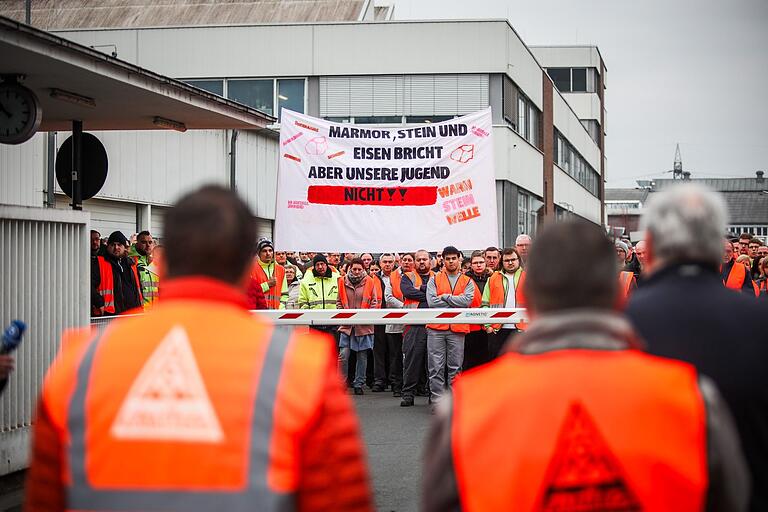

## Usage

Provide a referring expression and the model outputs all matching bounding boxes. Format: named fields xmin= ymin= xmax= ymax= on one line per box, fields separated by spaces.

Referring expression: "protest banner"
xmin=274 ymin=108 xmax=498 ymax=252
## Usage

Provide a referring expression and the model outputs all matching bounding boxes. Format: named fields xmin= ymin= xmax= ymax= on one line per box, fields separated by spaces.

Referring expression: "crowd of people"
xmin=24 ymin=182 xmax=768 ymax=511
xmin=87 ymin=214 xmax=768 ymax=411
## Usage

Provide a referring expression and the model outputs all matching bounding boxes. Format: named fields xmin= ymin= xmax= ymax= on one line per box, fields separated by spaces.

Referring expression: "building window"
xmin=225 ymin=78 xmax=306 ymax=120
xmin=547 ymin=68 xmax=598 ymax=93
xmin=182 ymin=79 xmax=224 ymax=96
xmin=571 ymin=68 xmax=587 ymax=92
xmin=512 ymin=90 xmax=541 ymax=149
xmin=406 ymin=115 xmax=455 ymax=124
xmin=277 ymin=79 xmax=305 ymax=120
xmin=354 ymin=116 xmax=404 ymax=124
xmin=581 ymin=120 xmax=601 ymax=145
xmin=517 ymin=189 xmax=543 ymax=236
xmin=228 ymin=79 xmax=274 ymax=116
xmin=502 ymin=76 xmax=518 ymax=129
xmin=547 ymin=68 xmax=571 ymax=92
xmin=555 ymin=129 xmax=600 ymax=197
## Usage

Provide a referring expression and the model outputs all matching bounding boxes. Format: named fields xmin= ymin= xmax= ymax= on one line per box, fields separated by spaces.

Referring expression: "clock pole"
xmin=71 ymin=120 xmax=83 ymax=210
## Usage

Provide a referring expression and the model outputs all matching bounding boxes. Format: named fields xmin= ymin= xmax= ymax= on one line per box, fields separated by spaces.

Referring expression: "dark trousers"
xmin=386 ymin=332 xmax=404 ymax=392
xmin=402 ymin=325 xmax=427 ymax=398
xmin=463 ymin=329 xmax=489 ymax=371
xmin=372 ymin=325 xmax=389 ymax=388
xmin=488 ymin=328 xmax=518 ymax=360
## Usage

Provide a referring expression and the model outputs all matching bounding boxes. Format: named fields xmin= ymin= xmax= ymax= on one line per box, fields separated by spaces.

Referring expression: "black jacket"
xmin=623 ymin=253 xmax=641 ymax=279
xmin=400 ymin=271 xmax=432 ymax=309
xmin=91 ymin=254 xmax=143 ymax=315
xmin=626 ymin=262 xmax=768 ymax=511
xmin=465 ymin=271 xmax=490 ymax=294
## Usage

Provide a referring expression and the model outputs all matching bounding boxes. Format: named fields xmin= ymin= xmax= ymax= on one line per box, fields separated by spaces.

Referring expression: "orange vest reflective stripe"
xmin=403 ymin=271 xmax=433 ymax=308
xmin=96 ymin=256 xmax=115 ymax=314
xmin=52 ymin=308 xmax=334 ymax=511
xmin=426 ymin=272 xmax=471 ymax=334
xmin=452 ymin=349 xmax=707 ymax=511
xmin=485 ymin=271 xmax=527 ymax=330
xmin=337 ymin=275 xmax=376 ymax=309
xmin=251 ymin=261 xmax=286 ymax=309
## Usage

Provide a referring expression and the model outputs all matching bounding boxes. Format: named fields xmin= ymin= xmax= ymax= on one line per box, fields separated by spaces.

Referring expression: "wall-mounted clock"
xmin=0 ymin=81 xmax=42 ymax=145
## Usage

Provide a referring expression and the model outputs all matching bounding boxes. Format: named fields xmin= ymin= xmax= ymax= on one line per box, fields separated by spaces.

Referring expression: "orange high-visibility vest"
xmin=485 ymin=270 xmax=527 ymax=331
xmin=722 ymin=262 xmax=759 ymax=296
xmin=451 ymin=349 xmax=707 ymax=511
xmin=96 ymin=256 xmax=116 ymax=315
xmin=389 ymin=270 xmax=404 ymax=302
xmin=370 ymin=274 xmax=384 ymax=309
xmin=403 ymin=271 xmax=434 ymax=308
xmin=426 ymin=272 xmax=472 ymax=334
xmin=251 ymin=261 xmax=286 ymax=309
xmin=337 ymin=275 xmax=376 ymax=309
xmin=96 ymin=256 xmax=141 ymax=315
xmin=43 ymin=298 xmax=340 ymax=511
xmin=617 ymin=271 xmax=637 ymax=308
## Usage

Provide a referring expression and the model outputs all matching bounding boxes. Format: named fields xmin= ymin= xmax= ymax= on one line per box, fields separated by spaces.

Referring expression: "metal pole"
xmin=71 ymin=120 xmax=82 ymax=210
xmin=229 ymin=129 xmax=238 ymax=191
xmin=46 ymin=131 xmax=56 ymax=207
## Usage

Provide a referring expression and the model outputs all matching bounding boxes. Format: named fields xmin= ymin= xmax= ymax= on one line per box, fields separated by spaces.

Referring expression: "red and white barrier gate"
xmin=257 ymin=308 xmax=528 ymax=326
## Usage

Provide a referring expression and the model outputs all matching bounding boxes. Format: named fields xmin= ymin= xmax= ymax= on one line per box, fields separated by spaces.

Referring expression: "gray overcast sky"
xmin=391 ymin=0 xmax=768 ymax=187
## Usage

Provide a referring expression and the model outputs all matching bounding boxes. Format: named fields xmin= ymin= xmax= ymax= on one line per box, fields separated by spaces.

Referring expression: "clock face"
xmin=0 ymin=83 xmax=42 ymax=145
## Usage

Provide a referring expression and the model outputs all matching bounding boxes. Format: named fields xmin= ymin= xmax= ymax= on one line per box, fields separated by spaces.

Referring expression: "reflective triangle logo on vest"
xmin=538 ymin=402 xmax=642 ymax=512
xmin=110 ymin=325 xmax=224 ymax=443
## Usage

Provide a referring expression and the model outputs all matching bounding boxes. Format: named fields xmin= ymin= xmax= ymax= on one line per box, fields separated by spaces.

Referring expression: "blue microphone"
xmin=1 ymin=320 xmax=26 ymax=355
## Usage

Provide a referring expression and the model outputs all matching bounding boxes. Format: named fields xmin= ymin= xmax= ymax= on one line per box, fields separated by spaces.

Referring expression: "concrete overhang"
xmin=0 ymin=15 xmax=275 ymax=132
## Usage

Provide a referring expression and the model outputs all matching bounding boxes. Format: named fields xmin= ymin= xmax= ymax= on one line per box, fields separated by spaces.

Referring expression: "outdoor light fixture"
xmin=153 ymin=116 xmax=187 ymax=132
xmin=49 ymin=88 xmax=96 ymax=108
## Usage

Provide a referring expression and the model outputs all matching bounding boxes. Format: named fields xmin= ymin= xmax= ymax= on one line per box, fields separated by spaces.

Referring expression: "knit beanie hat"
xmin=313 ymin=253 xmax=328 ymax=266
xmin=615 ymin=240 xmax=629 ymax=254
xmin=107 ymin=231 xmax=129 ymax=246
xmin=256 ymin=237 xmax=273 ymax=254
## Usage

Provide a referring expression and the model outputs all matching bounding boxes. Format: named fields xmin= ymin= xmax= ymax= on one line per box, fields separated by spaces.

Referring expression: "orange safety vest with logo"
xmin=40 ymin=289 xmax=345 ymax=511
xmin=426 ymin=272 xmax=472 ymax=334
xmin=451 ymin=349 xmax=707 ymax=511
xmin=96 ymin=256 xmax=141 ymax=315
xmin=484 ymin=270 xmax=528 ymax=331
xmin=251 ymin=261 xmax=286 ymax=309
xmin=337 ymin=275 xmax=376 ymax=309
xmin=721 ymin=262 xmax=759 ymax=296
xmin=617 ymin=271 xmax=637 ymax=308
xmin=403 ymin=271 xmax=434 ymax=308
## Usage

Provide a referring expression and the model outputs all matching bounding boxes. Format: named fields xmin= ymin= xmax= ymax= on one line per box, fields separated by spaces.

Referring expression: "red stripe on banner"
xmin=307 ymin=186 xmax=437 ymax=206
xmin=327 ymin=151 xmax=345 ymax=159
xmin=384 ymin=312 xmax=408 ymax=319
xmin=436 ymin=312 xmax=461 ymax=319
xmin=491 ymin=312 xmax=515 ymax=318
xmin=279 ymin=313 xmax=304 ymax=319
xmin=333 ymin=312 xmax=356 ymax=319
xmin=284 ymin=153 xmax=301 ymax=162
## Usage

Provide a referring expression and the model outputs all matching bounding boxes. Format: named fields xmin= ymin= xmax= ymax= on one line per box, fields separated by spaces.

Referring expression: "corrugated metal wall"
xmin=0 ymin=206 xmax=89 ymax=475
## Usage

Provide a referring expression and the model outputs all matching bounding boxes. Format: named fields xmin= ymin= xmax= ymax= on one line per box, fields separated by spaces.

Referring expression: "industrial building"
xmin=1 ymin=0 xmax=607 ymax=247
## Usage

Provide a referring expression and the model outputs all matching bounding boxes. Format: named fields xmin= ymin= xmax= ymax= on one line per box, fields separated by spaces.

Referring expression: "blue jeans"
xmin=339 ymin=347 xmax=369 ymax=388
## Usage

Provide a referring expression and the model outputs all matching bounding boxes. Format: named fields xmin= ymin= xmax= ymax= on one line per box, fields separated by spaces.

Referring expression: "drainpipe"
xmin=229 ymin=130 xmax=238 ymax=191
xmin=46 ymin=132 xmax=56 ymax=207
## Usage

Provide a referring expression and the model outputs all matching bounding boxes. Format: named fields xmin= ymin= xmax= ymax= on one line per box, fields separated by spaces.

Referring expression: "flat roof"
xmin=0 ymin=15 xmax=275 ymax=131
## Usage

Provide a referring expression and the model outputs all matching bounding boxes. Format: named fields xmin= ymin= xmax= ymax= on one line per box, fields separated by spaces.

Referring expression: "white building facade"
xmin=3 ymin=20 xmax=607 ymax=247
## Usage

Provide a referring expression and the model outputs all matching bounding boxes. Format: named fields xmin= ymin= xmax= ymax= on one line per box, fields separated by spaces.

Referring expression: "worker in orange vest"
xmin=92 ymin=231 xmax=143 ymax=316
xmin=400 ymin=251 xmax=434 ymax=407
xmin=425 ymin=246 xmax=475 ymax=408
xmin=26 ymin=185 xmax=373 ymax=512
xmin=423 ymin=220 xmax=748 ymax=511
xmin=249 ymin=238 xmax=288 ymax=309
xmin=481 ymin=247 xmax=527 ymax=359
xmin=721 ymin=239 xmax=758 ymax=296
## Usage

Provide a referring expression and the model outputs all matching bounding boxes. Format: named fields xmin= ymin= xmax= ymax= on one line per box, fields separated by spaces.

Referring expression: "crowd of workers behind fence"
xmin=89 ymin=221 xmax=768 ymax=407
xmin=22 ymin=182 xmax=768 ymax=511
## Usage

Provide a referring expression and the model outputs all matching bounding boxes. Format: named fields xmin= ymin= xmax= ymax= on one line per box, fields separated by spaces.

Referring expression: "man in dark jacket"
xmin=626 ymin=182 xmax=768 ymax=511
xmin=399 ymin=249 xmax=434 ymax=407
xmin=92 ymin=231 xmax=143 ymax=315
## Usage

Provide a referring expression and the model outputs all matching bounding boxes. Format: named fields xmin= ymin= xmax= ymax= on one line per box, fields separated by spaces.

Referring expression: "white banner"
xmin=274 ymin=108 xmax=498 ymax=252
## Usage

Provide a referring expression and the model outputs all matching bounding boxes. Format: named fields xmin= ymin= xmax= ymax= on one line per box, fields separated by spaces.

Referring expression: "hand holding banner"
xmin=274 ymin=108 xmax=498 ymax=252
